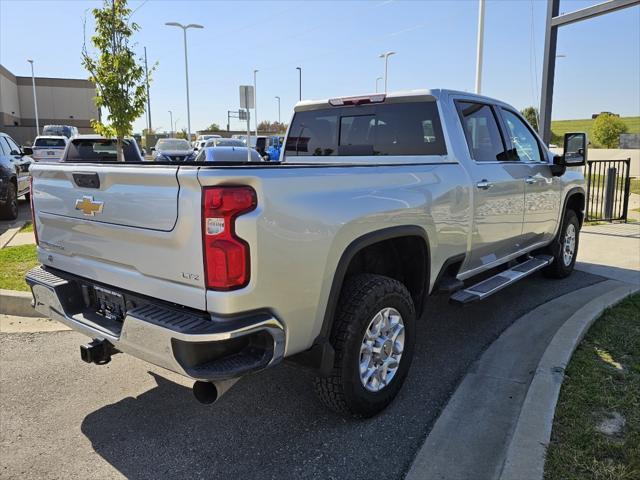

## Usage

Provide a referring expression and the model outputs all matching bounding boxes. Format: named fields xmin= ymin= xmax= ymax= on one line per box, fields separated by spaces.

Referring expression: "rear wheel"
xmin=0 ymin=182 xmax=18 ymax=220
xmin=314 ymin=274 xmax=416 ymax=418
xmin=543 ymin=209 xmax=580 ymax=278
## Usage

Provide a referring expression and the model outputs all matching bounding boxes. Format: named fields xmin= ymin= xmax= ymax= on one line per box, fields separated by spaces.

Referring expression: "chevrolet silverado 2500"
xmin=26 ymin=89 xmax=587 ymax=417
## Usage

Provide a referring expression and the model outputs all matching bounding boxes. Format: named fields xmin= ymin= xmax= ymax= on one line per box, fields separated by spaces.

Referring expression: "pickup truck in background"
xmin=26 ymin=89 xmax=587 ymax=417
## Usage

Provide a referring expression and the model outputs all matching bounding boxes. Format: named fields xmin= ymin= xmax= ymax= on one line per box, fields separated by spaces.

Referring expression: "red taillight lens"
xmin=29 ymin=176 xmax=39 ymax=246
xmin=202 ymin=186 xmax=257 ymax=290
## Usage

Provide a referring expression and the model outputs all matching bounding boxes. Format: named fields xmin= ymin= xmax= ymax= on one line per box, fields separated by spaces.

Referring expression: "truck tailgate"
xmin=30 ymin=163 xmax=207 ymax=310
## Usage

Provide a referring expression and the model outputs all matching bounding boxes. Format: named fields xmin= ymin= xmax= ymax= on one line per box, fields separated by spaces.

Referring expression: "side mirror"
xmin=22 ymin=146 xmax=33 ymax=156
xmin=563 ymin=132 xmax=587 ymax=166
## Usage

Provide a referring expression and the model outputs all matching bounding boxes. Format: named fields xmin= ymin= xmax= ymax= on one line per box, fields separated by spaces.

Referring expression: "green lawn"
xmin=0 ymin=244 xmax=39 ymax=291
xmin=551 ymin=116 xmax=640 ymax=148
xmin=19 ymin=222 xmax=33 ymax=233
xmin=544 ymin=294 xmax=640 ymax=480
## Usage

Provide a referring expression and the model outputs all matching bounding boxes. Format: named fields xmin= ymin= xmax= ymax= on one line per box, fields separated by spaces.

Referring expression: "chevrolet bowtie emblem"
xmin=75 ymin=196 xmax=104 ymax=216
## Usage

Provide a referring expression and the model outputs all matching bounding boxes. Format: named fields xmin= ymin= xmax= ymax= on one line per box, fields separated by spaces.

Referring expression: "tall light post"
xmin=475 ymin=0 xmax=485 ymax=94
xmin=296 ymin=67 xmax=302 ymax=101
xmin=275 ymin=96 xmax=281 ymax=123
xmin=378 ymin=51 xmax=395 ymax=93
xmin=168 ymin=110 xmax=173 ymax=136
xmin=375 ymin=76 xmax=383 ymax=93
xmin=253 ymin=69 xmax=259 ymax=136
xmin=165 ymin=22 xmax=203 ymax=144
xmin=27 ymin=59 xmax=39 ymax=136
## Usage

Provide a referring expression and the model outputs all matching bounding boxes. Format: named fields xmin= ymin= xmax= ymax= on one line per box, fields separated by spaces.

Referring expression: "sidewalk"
xmin=406 ymin=222 xmax=639 ymax=480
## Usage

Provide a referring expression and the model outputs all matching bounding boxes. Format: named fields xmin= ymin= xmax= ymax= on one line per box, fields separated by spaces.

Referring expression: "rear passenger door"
xmin=454 ymin=100 xmax=528 ymax=273
xmin=498 ymin=108 xmax=561 ymax=248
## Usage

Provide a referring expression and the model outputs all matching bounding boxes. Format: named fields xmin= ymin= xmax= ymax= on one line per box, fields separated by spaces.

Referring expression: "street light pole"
xmin=475 ymin=0 xmax=485 ymax=94
xmin=168 ymin=110 xmax=173 ymax=136
xmin=253 ymin=69 xmax=259 ymax=137
xmin=378 ymin=51 xmax=396 ymax=93
xmin=375 ymin=76 xmax=383 ymax=93
xmin=27 ymin=59 xmax=39 ymax=137
xmin=165 ymin=22 xmax=203 ymax=145
xmin=275 ymin=96 xmax=281 ymax=123
xmin=296 ymin=67 xmax=302 ymax=101
xmin=144 ymin=46 xmax=152 ymax=132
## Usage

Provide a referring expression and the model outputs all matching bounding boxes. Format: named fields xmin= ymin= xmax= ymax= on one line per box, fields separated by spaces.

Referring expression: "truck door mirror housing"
xmin=550 ymin=132 xmax=587 ymax=176
xmin=22 ymin=146 xmax=33 ymax=156
xmin=563 ymin=132 xmax=587 ymax=166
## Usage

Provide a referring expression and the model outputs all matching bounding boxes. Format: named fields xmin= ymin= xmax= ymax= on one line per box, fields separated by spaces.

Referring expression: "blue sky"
xmin=1 ymin=0 xmax=639 ymax=134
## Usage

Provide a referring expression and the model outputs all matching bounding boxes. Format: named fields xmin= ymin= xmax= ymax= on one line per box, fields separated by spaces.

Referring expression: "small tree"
xmin=82 ymin=0 xmax=154 ymax=161
xmin=206 ymin=123 xmax=221 ymax=132
xmin=592 ymin=113 xmax=628 ymax=148
xmin=520 ymin=106 xmax=539 ymax=132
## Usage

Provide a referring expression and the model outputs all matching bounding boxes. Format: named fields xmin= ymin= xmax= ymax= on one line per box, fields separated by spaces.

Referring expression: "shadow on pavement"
xmin=80 ymin=271 xmax=605 ymax=480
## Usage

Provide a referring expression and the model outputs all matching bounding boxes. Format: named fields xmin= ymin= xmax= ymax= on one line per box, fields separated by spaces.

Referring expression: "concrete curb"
xmin=0 ymin=289 xmax=39 ymax=317
xmin=405 ymin=280 xmax=638 ymax=480
xmin=498 ymin=282 xmax=639 ymax=480
xmin=0 ymin=222 xmax=25 ymax=248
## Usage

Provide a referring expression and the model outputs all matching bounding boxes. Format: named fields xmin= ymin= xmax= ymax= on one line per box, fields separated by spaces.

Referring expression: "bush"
xmin=520 ymin=106 xmax=539 ymax=132
xmin=592 ymin=113 xmax=628 ymax=148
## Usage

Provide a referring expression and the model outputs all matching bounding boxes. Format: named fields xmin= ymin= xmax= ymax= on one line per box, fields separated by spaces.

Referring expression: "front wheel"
xmin=0 ymin=183 xmax=18 ymax=220
xmin=314 ymin=274 xmax=416 ymax=418
xmin=543 ymin=209 xmax=580 ymax=278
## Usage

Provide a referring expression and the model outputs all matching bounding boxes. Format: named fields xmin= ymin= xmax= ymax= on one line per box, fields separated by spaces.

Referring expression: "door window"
xmin=456 ymin=101 xmax=508 ymax=162
xmin=501 ymin=109 xmax=542 ymax=162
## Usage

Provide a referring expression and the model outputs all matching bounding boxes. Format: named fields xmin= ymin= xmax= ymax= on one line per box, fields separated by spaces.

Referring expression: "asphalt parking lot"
xmin=0 ymin=271 xmax=604 ymax=480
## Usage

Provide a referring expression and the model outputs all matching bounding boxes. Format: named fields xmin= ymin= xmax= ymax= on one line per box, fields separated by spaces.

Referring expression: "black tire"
xmin=314 ymin=274 xmax=416 ymax=418
xmin=543 ymin=209 xmax=580 ymax=279
xmin=0 ymin=182 xmax=18 ymax=220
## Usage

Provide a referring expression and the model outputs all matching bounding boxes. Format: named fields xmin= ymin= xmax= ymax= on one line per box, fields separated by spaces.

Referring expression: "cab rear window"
xmin=64 ymin=139 xmax=142 ymax=162
xmin=285 ymin=102 xmax=446 ymax=157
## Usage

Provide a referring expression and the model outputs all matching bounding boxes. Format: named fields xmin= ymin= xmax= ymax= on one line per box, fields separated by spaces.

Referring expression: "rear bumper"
xmin=25 ymin=266 xmax=286 ymax=381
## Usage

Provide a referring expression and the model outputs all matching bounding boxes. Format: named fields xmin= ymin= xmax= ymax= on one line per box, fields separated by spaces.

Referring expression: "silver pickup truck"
xmin=26 ymin=89 xmax=587 ymax=417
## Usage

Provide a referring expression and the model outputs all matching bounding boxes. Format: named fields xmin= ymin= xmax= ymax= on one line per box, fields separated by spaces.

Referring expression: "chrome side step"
xmin=450 ymin=255 xmax=553 ymax=305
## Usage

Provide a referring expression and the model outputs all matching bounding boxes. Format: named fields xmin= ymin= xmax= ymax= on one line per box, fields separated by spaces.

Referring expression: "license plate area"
xmin=91 ymin=285 xmax=127 ymax=322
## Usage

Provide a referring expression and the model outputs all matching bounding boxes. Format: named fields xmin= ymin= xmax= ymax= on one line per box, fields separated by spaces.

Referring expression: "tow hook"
xmin=80 ymin=339 xmax=117 ymax=365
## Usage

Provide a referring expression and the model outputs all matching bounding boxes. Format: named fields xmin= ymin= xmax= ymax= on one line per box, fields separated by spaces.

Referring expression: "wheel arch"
xmin=288 ymin=225 xmax=431 ymax=374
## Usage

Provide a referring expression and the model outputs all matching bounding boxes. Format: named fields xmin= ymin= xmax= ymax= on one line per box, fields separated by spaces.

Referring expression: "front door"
xmin=455 ymin=100 xmax=526 ymax=274
xmin=499 ymin=108 xmax=561 ymax=248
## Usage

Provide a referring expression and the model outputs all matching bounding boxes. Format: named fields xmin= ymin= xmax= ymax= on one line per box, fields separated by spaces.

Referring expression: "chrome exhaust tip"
xmin=192 ymin=378 xmax=239 ymax=405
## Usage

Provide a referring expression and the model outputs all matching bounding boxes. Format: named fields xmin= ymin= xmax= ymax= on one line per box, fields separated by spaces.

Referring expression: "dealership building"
xmin=0 ymin=64 xmax=98 ymax=145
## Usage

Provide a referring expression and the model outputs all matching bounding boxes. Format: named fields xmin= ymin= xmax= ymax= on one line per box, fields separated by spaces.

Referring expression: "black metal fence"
xmin=585 ymin=159 xmax=631 ymax=222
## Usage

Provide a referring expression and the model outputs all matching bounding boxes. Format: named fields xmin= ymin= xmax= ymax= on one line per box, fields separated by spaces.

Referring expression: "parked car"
xmin=195 ymin=146 xmax=262 ymax=163
xmin=0 ymin=132 xmax=32 ymax=219
xmin=194 ymin=134 xmax=222 ymax=150
xmin=153 ymin=138 xmax=195 ymax=162
xmin=26 ymin=89 xmax=587 ymax=417
xmin=31 ymin=135 xmax=68 ymax=162
xmin=60 ymin=135 xmax=144 ymax=162
xmin=41 ymin=125 xmax=79 ymax=139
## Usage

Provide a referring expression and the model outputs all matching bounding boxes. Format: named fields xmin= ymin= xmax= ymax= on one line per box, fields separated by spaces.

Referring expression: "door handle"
xmin=476 ymin=180 xmax=493 ymax=190
xmin=525 ymin=176 xmax=537 ymax=185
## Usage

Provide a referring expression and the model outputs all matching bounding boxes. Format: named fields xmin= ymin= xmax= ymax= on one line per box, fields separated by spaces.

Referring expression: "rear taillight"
xmin=29 ymin=176 xmax=39 ymax=246
xmin=202 ymin=186 xmax=257 ymax=290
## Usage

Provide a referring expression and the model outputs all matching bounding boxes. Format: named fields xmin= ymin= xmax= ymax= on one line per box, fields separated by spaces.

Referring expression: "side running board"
xmin=450 ymin=255 xmax=553 ymax=305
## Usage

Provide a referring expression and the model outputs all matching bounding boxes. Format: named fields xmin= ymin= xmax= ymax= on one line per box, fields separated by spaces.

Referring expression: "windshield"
xmin=156 ymin=139 xmax=191 ymax=151
xmin=35 ymin=138 xmax=66 ymax=147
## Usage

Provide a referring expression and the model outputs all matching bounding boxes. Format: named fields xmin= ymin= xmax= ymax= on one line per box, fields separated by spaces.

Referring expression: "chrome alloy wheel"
xmin=359 ymin=307 xmax=405 ymax=392
xmin=563 ymin=223 xmax=576 ymax=266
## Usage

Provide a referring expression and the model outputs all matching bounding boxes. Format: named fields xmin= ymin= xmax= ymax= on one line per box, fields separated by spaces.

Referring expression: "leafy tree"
xmin=592 ymin=113 xmax=627 ymax=148
xmin=258 ymin=120 xmax=288 ymax=133
xmin=175 ymin=129 xmax=188 ymax=140
xmin=82 ymin=0 xmax=154 ymax=161
xmin=205 ymin=123 xmax=221 ymax=132
xmin=520 ymin=106 xmax=539 ymax=132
